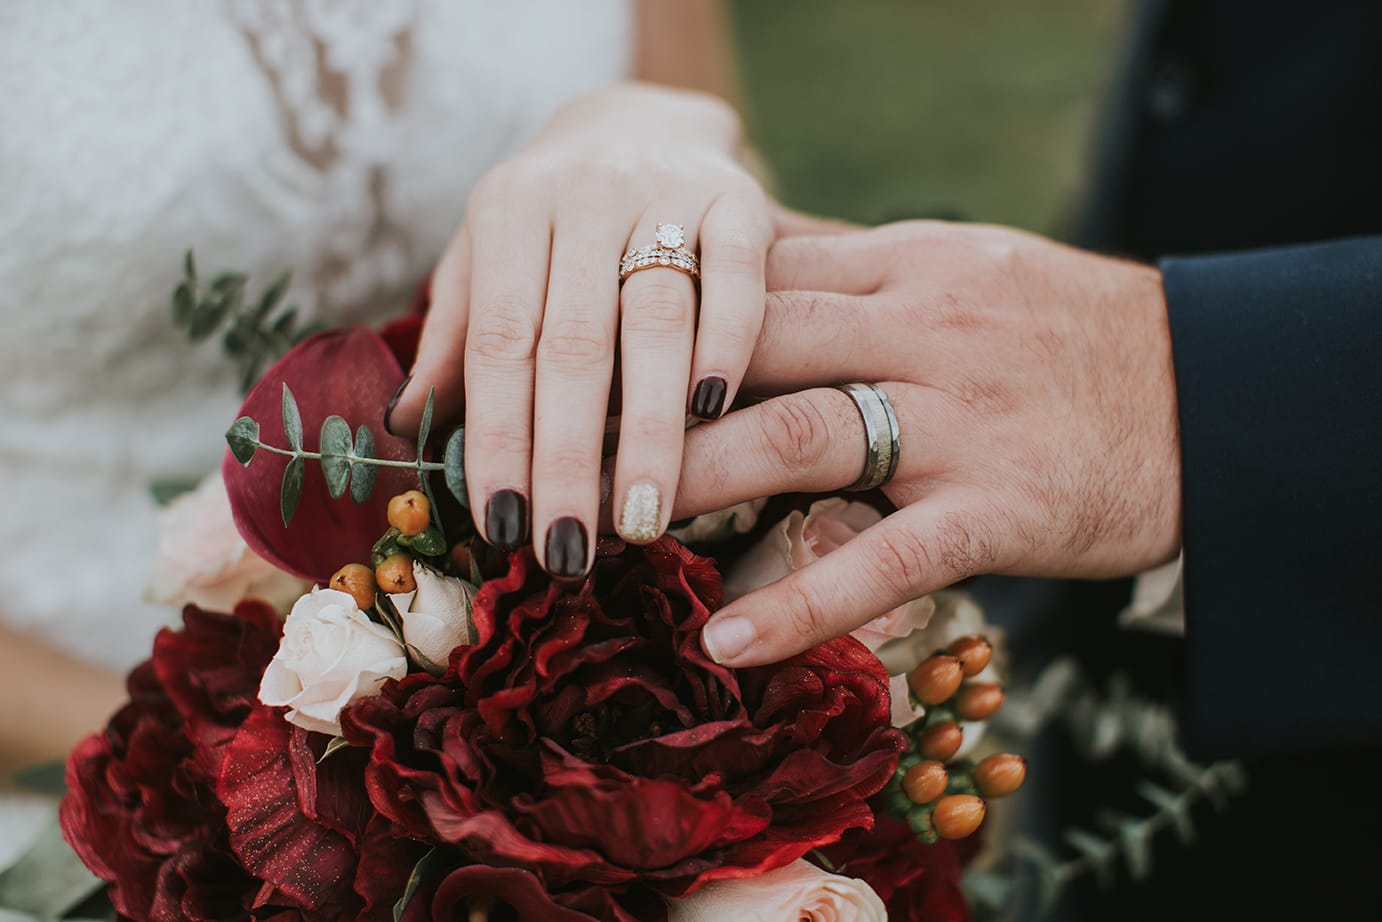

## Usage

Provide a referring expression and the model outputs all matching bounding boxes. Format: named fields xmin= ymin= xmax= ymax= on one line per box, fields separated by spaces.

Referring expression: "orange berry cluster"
xmin=882 ymin=635 xmax=1026 ymax=843
xmin=327 ymin=490 xmax=435 ymax=609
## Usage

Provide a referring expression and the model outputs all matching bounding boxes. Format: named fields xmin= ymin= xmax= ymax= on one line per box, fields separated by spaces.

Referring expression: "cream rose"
xmin=259 ymin=587 xmax=408 ymax=735
xmin=668 ymin=497 xmax=769 ymax=544
xmin=667 ymin=859 xmax=885 ymax=922
xmin=145 ymin=470 xmax=309 ymax=613
xmin=387 ymin=562 xmax=476 ymax=670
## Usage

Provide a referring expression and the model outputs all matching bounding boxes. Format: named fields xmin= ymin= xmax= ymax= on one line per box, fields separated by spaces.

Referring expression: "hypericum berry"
xmin=329 ymin=563 xmax=377 ymax=611
xmin=449 ymin=540 xmax=473 ymax=574
xmin=955 ymin=682 xmax=1005 ymax=721
xmin=375 ymin=553 xmax=416 ymax=594
xmin=902 ymin=760 xmax=949 ymax=805
xmin=908 ymin=654 xmax=964 ymax=705
xmin=917 ymin=720 xmax=964 ymax=762
xmin=387 ymin=490 xmax=431 ymax=537
xmin=974 ymin=753 xmax=1027 ymax=798
xmin=932 ymin=794 xmax=986 ymax=839
xmin=948 ymin=635 xmax=993 ymax=677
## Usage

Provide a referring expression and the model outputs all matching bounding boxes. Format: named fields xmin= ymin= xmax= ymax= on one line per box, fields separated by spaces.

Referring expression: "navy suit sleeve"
xmin=1160 ymin=236 xmax=1382 ymax=759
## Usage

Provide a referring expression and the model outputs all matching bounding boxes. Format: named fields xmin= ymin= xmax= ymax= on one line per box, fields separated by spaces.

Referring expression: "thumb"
xmin=701 ymin=501 xmax=990 ymax=667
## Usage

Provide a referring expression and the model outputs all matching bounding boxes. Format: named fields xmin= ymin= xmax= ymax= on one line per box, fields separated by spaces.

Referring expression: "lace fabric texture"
xmin=0 ymin=0 xmax=631 ymax=870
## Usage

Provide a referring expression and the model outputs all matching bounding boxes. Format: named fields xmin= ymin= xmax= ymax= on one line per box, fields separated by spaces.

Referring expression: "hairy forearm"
xmin=0 ymin=623 xmax=125 ymax=779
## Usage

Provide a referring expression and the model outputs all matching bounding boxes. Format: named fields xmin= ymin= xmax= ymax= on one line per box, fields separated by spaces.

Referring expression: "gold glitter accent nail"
xmin=619 ymin=482 xmax=662 ymax=543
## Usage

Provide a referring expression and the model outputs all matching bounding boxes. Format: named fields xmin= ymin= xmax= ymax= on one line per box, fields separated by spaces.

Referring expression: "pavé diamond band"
xmin=619 ymin=223 xmax=700 ymax=283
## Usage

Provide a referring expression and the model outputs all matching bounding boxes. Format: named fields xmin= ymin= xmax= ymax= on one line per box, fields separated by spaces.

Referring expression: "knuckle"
xmin=620 ymin=412 xmax=684 ymax=448
xmin=466 ymin=423 xmax=530 ymax=462
xmin=707 ymin=232 xmax=764 ymax=276
xmin=537 ymin=317 xmax=613 ymax=366
xmin=623 ymin=279 xmax=694 ymax=331
xmin=781 ymin=580 xmax=832 ymax=646
xmin=538 ymin=443 xmax=597 ymax=480
xmin=870 ymin=529 xmax=930 ymax=600
xmin=933 ymin=512 xmax=1000 ymax=583
xmin=468 ymin=313 xmax=538 ymax=364
xmin=760 ymin=394 xmax=831 ymax=473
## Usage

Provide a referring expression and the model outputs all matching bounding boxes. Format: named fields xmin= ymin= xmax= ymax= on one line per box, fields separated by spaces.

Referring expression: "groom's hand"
xmin=673 ymin=221 xmax=1183 ymax=667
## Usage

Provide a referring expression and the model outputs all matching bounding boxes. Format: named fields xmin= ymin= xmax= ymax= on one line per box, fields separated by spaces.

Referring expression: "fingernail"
xmin=702 ymin=615 xmax=755 ymax=664
xmin=485 ymin=489 xmax=529 ymax=550
xmin=618 ymin=482 xmax=662 ymax=543
xmin=691 ymin=375 xmax=728 ymax=421
xmin=544 ymin=517 xmax=589 ymax=579
xmin=382 ymin=374 xmax=413 ymax=436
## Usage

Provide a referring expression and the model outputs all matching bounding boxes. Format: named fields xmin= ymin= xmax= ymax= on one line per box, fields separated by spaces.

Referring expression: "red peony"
xmin=823 ymin=811 xmax=979 ymax=922
xmin=345 ymin=537 xmax=905 ymax=919
xmin=59 ymin=602 xmax=292 ymax=922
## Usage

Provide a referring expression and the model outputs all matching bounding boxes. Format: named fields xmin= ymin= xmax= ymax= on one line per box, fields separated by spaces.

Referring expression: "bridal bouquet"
xmin=54 ymin=286 xmax=1025 ymax=921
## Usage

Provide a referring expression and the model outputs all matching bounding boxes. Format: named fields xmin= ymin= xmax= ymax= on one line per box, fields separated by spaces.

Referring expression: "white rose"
xmin=388 ymin=562 xmax=476 ymax=670
xmin=145 ymin=470 xmax=309 ymax=613
xmin=668 ymin=497 xmax=769 ymax=544
xmin=259 ymin=587 xmax=408 ymax=735
xmin=667 ymin=860 xmax=885 ymax=922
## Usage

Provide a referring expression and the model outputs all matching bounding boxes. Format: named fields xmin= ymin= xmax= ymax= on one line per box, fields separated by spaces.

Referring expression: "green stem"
xmin=251 ymin=439 xmax=445 ymax=471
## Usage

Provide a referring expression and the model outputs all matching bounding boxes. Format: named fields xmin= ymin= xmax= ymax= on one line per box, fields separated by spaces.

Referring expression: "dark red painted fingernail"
xmin=691 ymin=376 xmax=728 ymax=420
xmin=544 ymin=517 xmax=589 ymax=579
xmin=382 ymin=374 xmax=413 ymax=436
xmin=485 ymin=489 xmax=529 ymax=550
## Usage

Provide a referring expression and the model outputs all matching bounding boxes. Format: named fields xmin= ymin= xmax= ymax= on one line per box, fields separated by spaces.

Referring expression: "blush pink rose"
xmin=667 ymin=859 xmax=886 ymax=922
xmin=145 ymin=471 xmax=309 ymax=614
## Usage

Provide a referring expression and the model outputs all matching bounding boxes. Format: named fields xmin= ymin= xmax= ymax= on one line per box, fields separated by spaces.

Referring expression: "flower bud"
xmin=908 ymin=655 xmax=964 ymax=705
xmin=955 ymin=682 xmax=1004 ymax=721
xmin=947 ymin=635 xmax=993 ymax=677
xmin=375 ymin=553 xmax=417 ymax=594
xmin=917 ymin=720 xmax=963 ymax=762
xmin=387 ymin=490 xmax=431 ymax=537
xmin=328 ymin=563 xmax=377 ymax=611
xmin=974 ymin=753 xmax=1027 ymax=798
xmin=901 ymin=760 xmax=948 ymax=805
xmin=932 ymin=794 xmax=985 ymax=840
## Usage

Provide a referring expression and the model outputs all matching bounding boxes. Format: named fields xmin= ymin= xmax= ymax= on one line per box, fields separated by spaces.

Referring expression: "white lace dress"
xmin=0 ymin=0 xmax=631 ymax=875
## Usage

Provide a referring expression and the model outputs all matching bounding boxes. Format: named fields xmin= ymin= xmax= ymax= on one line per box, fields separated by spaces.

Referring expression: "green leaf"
xmin=0 ymin=818 xmax=107 ymax=918
xmin=225 ymin=416 xmax=260 ymax=466
xmin=172 ymin=280 xmax=195 ymax=327
xmin=409 ymin=524 xmax=446 ymax=557
xmin=317 ymin=735 xmax=352 ymax=764
xmin=272 ymin=307 xmax=300 ymax=335
xmin=417 ymin=387 xmax=435 ymax=458
xmin=11 ymin=759 xmax=67 ymax=797
xmin=280 ymin=455 xmax=305 ymax=526
xmin=254 ymin=269 xmax=293 ymax=322
xmin=350 ymin=425 xmax=377 ymax=504
xmin=188 ymin=273 xmax=245 ymax=341
xmin=149 ymin=477 xmax=200 ymax=506
xmin=393 ymin=848 xmax=448 ymax=922
xmin=320 ymin=415 xmax=353 ymax=500
xmin=443 ymin=427 xmax=468 ymax=509
xmin=184 ymin=249 xmax=196 ymax=281
xmin=281 ymin=383 xmax=303 ymax=451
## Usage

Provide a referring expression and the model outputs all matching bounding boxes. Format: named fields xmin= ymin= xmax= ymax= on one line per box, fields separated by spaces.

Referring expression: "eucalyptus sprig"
xmin=226 ymin=384 xmax=467 ymax=527
xmin=173 ymin=250 xmax=329 ymax=393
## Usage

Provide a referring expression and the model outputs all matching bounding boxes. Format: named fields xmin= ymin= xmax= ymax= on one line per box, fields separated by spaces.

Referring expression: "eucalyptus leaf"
xmin=417 ymin=387 xmax=435 ymax=458
xmin=317 ymin=735 xmax=352 ymax=764
xmin=172 ymin=280 xmax=195 ymax=326
xmin=149 ymin=477 xmax=200 ymax=506
xmin=409 ymin=524 xmax=446 ymax=557
xmin=280 ymin=455 xmax=305 ymax=526
xmin=11 ymin=759 xmax=66 ymax=797
xmin=272 ymin=307 xmax=300 ymax=335
xmin=281 ymin=383 xmax=303 ymax=451
xmin=254 ymin=269 xmax=293 ymax=322
xmin=350 ymin=425 xmax=377 ymax=504
xmin=0 ymin=819 xmax=106 ymax=918
xmin=225 ymin=416 xmax=260 ymax=466
xmin=184 ymin=249 xmax=197 ymax=281
xmin=443 ymin=427 xmax=468 ymax=509
xmin=393 ymin=848 xmax=449 ymax=922
xmin=320 ymin=415 xmax=353 ymax=500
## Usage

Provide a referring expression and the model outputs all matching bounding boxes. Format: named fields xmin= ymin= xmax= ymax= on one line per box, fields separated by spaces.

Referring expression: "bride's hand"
xmin=388 ymin=83 xmax=772 ymax=579
xmin=664 ymin=221 xmax=1183 ymax=667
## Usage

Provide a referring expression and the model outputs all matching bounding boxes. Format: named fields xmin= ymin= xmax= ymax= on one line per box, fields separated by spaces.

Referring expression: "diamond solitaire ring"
xmin=619 ymin=223 xmax=700 ymax=283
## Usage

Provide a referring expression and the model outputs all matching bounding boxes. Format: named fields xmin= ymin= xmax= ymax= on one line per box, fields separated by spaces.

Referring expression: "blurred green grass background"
xmin=728 ymin=0 xmax=1132 ymax=236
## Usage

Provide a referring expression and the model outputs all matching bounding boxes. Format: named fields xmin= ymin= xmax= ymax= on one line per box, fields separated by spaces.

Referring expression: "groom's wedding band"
xmin=619 ymin=223 xmax=700 ymax=283
xmin=835 ymin=383 xmax=900 ymax=491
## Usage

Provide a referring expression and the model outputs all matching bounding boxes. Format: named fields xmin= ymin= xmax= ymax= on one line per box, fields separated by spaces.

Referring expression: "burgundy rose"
xmin=346 ymin=537 xmax=905 ymax=919
xmin=59 ymin=602 xmax=293 ymax=922
xmin=399 ymin=865 xmax=665 ymax=922
xmin=822 ymin=811 xmax=977 ymax=922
